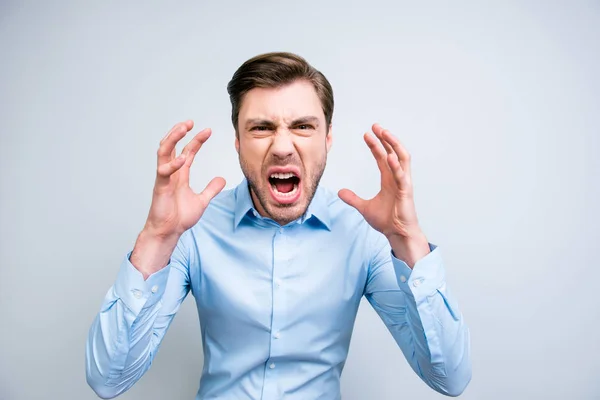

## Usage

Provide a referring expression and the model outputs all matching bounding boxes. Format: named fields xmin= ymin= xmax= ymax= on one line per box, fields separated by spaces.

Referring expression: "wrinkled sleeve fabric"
xmin=86 ymin=231 xmax=192 ymax=399
xmin=364 ymin=231 xmax=471 ymax=397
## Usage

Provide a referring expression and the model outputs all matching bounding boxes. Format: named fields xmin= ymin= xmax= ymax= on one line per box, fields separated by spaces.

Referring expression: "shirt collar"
xmin=233 ymin=178 xmax=331 ymax=231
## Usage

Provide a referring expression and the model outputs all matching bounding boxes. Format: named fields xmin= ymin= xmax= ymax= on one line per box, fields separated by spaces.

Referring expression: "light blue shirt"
xmin=86 ymin=179 xmax=471 ymax=399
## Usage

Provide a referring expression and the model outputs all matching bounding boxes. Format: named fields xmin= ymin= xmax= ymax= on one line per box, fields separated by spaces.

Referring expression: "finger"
xmin=372 ymin=124 xmax=394 ymax=155
xmin=196 ymin=177 xmax=227 ymax=209
xmin=181 ymin=128 xmax=212 ymax=167
xmin=380 ymin=129 xmax=411 ymax=172
xmin=161 ymin=120 xmax=194 ymax=143
xmin=338 ymin=188 xmax=367 ymax=215
xmin=178 ymin=128 xmax=212 ymax=186
xmin=373 ymin=125 xmax=412 ymax=187
xmin=156 ymin=153 xmax=186 ymax=179
xmin=364 ymin=132 xmax=390 ymax=176
xmin=372 ymin=123 xmax=384 ymax=137
xmin=157 ymin=120 xmax=194 ymax=166
xmin=386 ymin=152 xmax=407 ymax=186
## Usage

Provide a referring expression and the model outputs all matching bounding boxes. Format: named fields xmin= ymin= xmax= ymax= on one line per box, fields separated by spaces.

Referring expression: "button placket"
xmin=269 ymin=227 xmax=288 ymax=379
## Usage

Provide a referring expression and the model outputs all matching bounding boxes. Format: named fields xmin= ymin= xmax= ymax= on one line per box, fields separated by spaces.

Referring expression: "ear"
xmin=235 ymin=135 xmax=240 ymax=154
xmin=326 ymin=124 xmax=333 ymax=153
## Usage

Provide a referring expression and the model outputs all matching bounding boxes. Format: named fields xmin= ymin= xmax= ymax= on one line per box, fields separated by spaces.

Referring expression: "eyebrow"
xmin=245 ymin=119 xmax=275 ymax=129
xmin=244 ymin=116 xmax=320 ymax=129
xmin=291 ymin=116 xmax=320 ymax=127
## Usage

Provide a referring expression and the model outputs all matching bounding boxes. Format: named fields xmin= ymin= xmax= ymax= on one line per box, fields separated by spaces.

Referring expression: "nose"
xmin=270 ymin=128 xmax=295 ymax=159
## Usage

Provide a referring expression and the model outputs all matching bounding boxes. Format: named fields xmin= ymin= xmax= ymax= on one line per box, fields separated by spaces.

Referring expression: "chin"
xmin=266 ymin=197 xmax=308 ymax=225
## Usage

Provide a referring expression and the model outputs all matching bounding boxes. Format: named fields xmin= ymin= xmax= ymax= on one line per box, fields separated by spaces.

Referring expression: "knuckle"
xmin=158 ymin=161 xmax=175 ymax=175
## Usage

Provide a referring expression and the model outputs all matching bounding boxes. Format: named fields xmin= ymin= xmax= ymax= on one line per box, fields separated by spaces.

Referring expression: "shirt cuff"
xmin=113 ymin=251 xmax=171 ymax=315
xmin=391 ymin=243 xmax=446 ymax=299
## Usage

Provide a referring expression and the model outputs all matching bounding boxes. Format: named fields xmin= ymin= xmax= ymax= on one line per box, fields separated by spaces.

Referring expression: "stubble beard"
xmin=239 ymin=153 xmax=326 ymax=226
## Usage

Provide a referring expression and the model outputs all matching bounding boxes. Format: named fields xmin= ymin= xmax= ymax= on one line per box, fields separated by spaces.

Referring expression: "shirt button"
xmin=252 ymin=210 xmax=258 ymax=217
xmin=279 ymin=227 xmax=284 ymax=234
xmin=132 ymin=289 xmax=142 ymax=299
xmin=400 ymin=275 xmax=407 ymax=283
xmin=413 ymin=279 xmax=422 ymax=287
xmin=269 ymin=362 xmax=276 ymax=369
xmin=151 ymin=285 xmax=158 ymax=294
xmin=275 ymin=278 xmax=282 ymax=288
xmin=274 ymin=332 xmax=280 ymax=339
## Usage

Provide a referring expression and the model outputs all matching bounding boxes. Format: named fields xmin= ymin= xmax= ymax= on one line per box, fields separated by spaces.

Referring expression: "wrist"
xmin=387 ymin=230 xmax=429 ymax=269
xmin=141 ymin=221 xmax=183 ymax=242
xmin=131 ymin=229 xmax=181 ymax=279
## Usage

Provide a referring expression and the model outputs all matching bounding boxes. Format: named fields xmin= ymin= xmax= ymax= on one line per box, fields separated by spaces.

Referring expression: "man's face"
xmin=236 ymin=80 xmax=332 ymax=226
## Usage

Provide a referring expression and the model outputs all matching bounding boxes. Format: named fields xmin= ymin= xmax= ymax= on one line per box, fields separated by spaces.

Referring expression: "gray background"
xmin=1 ymin=1 xmax=599 ymax=399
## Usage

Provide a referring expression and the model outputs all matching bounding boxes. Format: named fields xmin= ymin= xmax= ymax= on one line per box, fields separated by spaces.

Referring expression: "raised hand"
xmin=131 ymin=120 xmax=226 ymax=277
xmin=145 ymin=120 xmax=225 ymax=238
xmin=338 ymin=124 xmax=429 ymax=267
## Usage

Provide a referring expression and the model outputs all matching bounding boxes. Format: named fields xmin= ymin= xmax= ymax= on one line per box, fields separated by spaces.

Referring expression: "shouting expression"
xmin=236 ymin=80 xmax=333 ymax=225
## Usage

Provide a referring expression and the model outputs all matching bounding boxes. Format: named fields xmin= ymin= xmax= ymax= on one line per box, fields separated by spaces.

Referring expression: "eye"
xmin=251 ymin=126 xmax=271 ymax=131
xmin=296 ymin=124 xmax=314 ymax=130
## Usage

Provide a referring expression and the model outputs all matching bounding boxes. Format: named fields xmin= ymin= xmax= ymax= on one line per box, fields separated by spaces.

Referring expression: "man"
xmin=86 ymin=52 xmax=471 ymax=399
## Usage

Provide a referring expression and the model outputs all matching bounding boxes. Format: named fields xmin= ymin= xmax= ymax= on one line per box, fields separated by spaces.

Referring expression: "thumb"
xmin=338 ymin=188 xmax=367 ymax=215
xmin=197 ymin=177 xmax=227 ymax=208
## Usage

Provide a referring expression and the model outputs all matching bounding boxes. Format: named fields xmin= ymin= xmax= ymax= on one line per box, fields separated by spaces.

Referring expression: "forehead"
xmin=238 ymin=80 xmax=324 ymax=122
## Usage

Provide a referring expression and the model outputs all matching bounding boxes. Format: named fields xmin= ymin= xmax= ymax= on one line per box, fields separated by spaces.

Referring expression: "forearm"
xmin=393 ymin=248 xmax=472 ymax=396
xmin=401 ymin=286 xmax=471 ymax=396
xmin=368 ymin=236 xmax=471 ymax=397
xmin=86 ymin=255 xmax=173 ymax=398
xmin=86 ymin=297 xmax=161 ymax=398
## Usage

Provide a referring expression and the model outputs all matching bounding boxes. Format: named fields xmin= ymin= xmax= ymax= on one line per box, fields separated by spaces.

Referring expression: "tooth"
xmin=270 ymin=172 xmax=298 ymax=180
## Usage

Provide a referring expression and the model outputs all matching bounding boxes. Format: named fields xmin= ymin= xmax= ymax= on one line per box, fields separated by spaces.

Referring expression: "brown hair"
xmin=227 ymin=52 xmax=334 ymax=135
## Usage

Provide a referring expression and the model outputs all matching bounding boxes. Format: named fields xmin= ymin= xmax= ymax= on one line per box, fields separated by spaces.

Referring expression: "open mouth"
xmin=267 ymin=169 xmax=302 ymax=204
